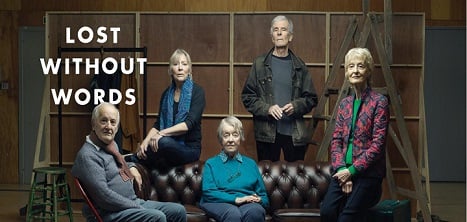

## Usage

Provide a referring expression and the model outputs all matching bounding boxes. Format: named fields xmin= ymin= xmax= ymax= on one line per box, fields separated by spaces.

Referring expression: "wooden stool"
xmin=27 ymin=167 xmax=74 ymax=222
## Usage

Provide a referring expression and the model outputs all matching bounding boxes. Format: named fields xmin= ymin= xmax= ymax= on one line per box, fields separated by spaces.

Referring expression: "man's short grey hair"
xmin=91 ymin=102 xmax=120 ymax=125
xmin=270 ymin=15 xmax=294 ymax=35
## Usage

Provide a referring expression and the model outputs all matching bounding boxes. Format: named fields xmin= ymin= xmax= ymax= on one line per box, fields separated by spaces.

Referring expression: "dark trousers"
xmin=320 ymin=177 xmax=382 ymax=222
xmin=133 ymin=136 xmax=200 ymax=169
xmin=200 ymin=202 xmax=265 ymax=222
xmin=256 ymin=133 xmax=307 ymax=162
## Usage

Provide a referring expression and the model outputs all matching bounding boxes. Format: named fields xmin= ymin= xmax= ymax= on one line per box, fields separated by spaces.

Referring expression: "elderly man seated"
xmin=72 ymin=102 xmax=187 ymax=222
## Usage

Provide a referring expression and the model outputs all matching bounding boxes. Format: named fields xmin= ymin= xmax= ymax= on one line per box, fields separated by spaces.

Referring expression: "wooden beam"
xmin=384 ymin=0 xmax=393 ymax=64
xmin=313 ymin=16 xmax=358 ymax=161
xmin=369 ymin=13 xmax=432 ymax=222
xmin=362 ymin=0 xmax=369 ymax=17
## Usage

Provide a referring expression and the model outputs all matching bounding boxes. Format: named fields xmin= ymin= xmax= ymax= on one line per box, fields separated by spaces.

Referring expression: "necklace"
xmin=226 ymin=160 xmax=241 ymax=183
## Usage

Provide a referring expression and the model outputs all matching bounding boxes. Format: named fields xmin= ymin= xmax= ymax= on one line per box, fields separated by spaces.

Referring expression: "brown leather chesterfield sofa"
xmin=134 ymin=160 xmax=332 ymax=222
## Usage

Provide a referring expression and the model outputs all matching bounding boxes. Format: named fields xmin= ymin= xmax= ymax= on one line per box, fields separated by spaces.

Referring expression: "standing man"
xmin=241 ymin=15 xmax=318 ymax=162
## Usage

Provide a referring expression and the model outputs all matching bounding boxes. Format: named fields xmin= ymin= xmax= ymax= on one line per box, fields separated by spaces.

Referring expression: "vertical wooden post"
xmin=369 ymin=14 xmax=432 ymax=222
xmin=384 ymin=0 xmax=393 ymax=64
xmin=362 ymin=0 xmax=369 ymax=17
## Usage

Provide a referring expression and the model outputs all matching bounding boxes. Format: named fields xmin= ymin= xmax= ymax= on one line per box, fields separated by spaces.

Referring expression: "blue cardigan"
xmin=200 ymin=152 xmax=269 ymax=208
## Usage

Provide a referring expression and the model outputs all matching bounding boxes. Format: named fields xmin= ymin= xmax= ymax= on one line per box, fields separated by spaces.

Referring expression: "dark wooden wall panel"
xmin=309 ymin=67 xmax=326 ymax=99
xmin=140 ymin=14 xmax=230 ymax=62
xmin=13 ymin=0 xmax=465 ymax=26
xmin=50 ymin=116 xmax=91 ymax=163
xmin=234 ymin=13 xmax=327 ymax=63
xmin=233 ymin=66 xmax=250 ymax=115
xmin=193 ymin=66 xmax=230 ymax=114
xmin=0 ymin=11 xmax=19 ymax=184
xmin=143 ymin=66 xmax=171 ymax=113
xmin=387 ymin=120 xmax=420 ymax=168
xmin=370 ymin=67 xmax=422 ymax=116
xmin=329 ymin=14 xmax=365 ymax=60
xmin=390 ymin=15 xmax=424 ymax=64
xmin=233 ymin=14 xmax=274 ymax=63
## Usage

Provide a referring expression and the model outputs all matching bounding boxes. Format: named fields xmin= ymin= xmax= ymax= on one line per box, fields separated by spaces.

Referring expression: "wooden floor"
xmin=0 ymin=182 xmax=464 ymax=222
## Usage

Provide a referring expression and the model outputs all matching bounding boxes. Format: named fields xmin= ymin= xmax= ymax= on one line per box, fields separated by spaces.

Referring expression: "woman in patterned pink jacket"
xmin=321 ymin=48 xmax=390 ymax=222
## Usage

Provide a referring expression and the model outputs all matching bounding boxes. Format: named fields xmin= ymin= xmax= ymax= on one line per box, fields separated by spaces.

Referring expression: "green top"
xmin=341 ymin=98 xmax=361 ymax=176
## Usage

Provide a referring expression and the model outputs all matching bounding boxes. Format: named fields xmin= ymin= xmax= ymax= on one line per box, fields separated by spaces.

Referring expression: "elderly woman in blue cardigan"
xmin=200 ymin=116 xmax=269 ymax=222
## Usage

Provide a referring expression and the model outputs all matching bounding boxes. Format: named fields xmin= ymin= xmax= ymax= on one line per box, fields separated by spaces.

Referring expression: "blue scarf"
xmin=160 ymin=77 xmax=193 ymax=136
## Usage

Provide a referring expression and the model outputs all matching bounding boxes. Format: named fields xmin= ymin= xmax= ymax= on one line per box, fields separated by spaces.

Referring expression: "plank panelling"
xmin=192 ymin=66 xmax=230 ymax=114
xmin=0 ymin=0 xmax=20 ymax=10
xmin=329 ymin=14 xmax=365 ymax=60
xmin=15 ymin=0 xmax=465 ymax=26
xmin=140 ymin=14 xmax=230 ymax=62
xmin=143 ymin=66 xmax=172 ymax=114
xmin=49 ymin=116 xmax=91 ymax=163
xmin=0 ymin=11 xmax=19 ymax=184
xmin=140 ymin=116 xmax=157 ymax=139
xmin=309 ymin=67 xmax=327 ymax=102
xmin=232 ymin=66 xmax=252 ymax=115
xmin=137 ymin=0 xmax=186 ymax=12
xmin=185 ymin=0 xmax=268 ymax=12
xmin=448 ymin=0 xmax=466 ymax=22
xmin=233 ymin=13 xmax=327 ymax=63
xmin=390 ymin=15 xmax=424 ymax=64
xmin=267 ymin=0 xmax=426 ymax=13
xmin=369 ymin=67 xmax=422 ymax=116
xmin=233 ymin=14 xmax=275 ymax=63
xmin=387 ymin=120 xmax=421 ymax=168
xmin=390 ymin=68 xmax=422 ymax=116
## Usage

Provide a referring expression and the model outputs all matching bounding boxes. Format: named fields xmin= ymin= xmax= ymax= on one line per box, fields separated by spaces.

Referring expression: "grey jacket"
xmin=241 ymin=48 xmax=318 ymax=146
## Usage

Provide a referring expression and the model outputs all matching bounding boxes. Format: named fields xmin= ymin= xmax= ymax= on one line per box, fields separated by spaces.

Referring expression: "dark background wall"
xmin=425 ymin=27 xmax=466 ymax=182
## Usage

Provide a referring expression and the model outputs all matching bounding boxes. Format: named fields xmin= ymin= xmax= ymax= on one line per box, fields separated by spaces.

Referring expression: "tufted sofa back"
xmin=136 ymin=160 xmax=332 ymax=213
xmin=258 ymin=160 xmax=332 ymax=212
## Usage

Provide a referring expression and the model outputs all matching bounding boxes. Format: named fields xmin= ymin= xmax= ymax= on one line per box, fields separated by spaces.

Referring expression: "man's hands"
xmin=130 ymin=167 xmax=142 ymax=191
xmin=235 ymin=194 xmax=262 ymax=205
xmin=268 ymin=103 xmax=295 ymax=120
